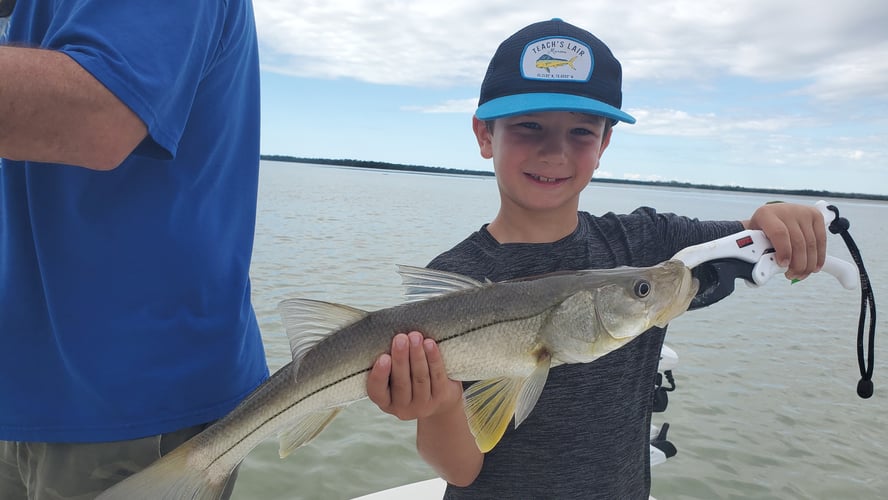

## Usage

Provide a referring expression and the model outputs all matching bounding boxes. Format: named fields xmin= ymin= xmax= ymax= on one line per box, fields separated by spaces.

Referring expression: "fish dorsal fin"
xmin=278 ymin=408 xmax=343 ymax=458
xmin=463 ymin=354 xmax=553 ymax=453
xmin=396 ymin=264 xmax=485 ymax=303
xmin=277 ymin=298 xmax=368 ymax=368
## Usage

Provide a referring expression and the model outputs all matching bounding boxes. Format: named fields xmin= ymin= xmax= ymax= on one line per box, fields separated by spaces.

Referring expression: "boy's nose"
xmin=538 ymin=134 xmax=568 ymax=163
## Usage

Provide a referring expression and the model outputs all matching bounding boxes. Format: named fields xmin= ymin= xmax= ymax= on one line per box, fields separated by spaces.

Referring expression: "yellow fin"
xmin=463 ymin=353 xmax=553 ymax=453
xmin=463 ymin=377 xmax=524 ymax=453
xmin=278 ymin=408 xmax=343 ymax=458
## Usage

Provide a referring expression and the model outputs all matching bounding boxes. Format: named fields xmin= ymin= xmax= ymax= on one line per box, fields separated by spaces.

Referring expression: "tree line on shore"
xmin=260 ymin=155 xmax=887 ymax=202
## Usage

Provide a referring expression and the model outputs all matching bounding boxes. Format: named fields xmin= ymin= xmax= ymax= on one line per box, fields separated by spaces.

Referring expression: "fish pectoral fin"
xmin=513 ymin=352 xmax=552 ymax=428
xmin=396 ymin=265 xmax=485 ymax=302
xmin=463 ymin=377 xmax=524 ymax=453
xmin=278 ymin=407 xmax=343 ymax=458
xmin=278 ymin=299 xmax=368 ymax=370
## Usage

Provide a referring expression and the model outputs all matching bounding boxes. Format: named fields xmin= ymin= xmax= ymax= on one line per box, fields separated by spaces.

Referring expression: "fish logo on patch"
xmin=535 ymin=54 xmax=577 ymax=72
xmin=521 ymin=36 xmax=594 ymax=82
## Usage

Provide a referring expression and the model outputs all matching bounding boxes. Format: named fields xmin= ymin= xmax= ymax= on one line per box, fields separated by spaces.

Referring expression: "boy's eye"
xmin=571 ymin=127 xmax=596 ymax=136
xmin=516 ymin=122 xmax=542 ymax=130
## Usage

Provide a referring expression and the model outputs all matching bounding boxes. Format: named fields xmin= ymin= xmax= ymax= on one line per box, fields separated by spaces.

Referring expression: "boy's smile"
xmin=526 ymin=173 xmax=569 ymax=184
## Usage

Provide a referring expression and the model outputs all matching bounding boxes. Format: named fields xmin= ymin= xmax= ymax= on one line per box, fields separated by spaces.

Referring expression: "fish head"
xmin=541 ymin=260 xmax=698 ymax=365
xmin=594 ymin=259 xmax=698 ymax=339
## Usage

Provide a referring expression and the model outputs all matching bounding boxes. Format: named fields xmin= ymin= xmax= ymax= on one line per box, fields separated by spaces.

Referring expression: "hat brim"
xmin=475 ymin=93 xmax=636 ymax=124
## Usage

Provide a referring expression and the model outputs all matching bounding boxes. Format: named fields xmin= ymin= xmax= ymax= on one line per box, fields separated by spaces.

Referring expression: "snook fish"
xmin=99 ymin=260 xmax=698 ymax=500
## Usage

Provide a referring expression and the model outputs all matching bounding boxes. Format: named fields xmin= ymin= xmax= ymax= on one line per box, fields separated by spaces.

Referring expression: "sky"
xmin=253 ymin=0 xmax=888 ymax=196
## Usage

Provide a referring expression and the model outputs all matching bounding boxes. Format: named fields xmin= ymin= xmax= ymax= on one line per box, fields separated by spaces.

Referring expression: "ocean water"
xmin=233 ymin=160 xmax=888 ymax=499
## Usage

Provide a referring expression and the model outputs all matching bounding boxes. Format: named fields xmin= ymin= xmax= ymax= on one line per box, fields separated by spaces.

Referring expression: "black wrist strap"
xmin=826 ymin=205 xmax=877 ymax=399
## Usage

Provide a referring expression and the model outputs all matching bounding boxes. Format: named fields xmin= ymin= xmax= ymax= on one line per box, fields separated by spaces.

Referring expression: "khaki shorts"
xmin=0 ymin=423 xmax=238 ymax=500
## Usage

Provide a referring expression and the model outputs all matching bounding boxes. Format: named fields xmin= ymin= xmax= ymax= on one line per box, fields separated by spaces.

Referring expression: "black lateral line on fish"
xmin=206 ymin=310 xmax=546 ymax=470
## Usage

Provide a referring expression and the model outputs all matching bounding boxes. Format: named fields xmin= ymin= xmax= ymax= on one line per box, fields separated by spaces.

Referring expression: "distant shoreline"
xmin=260 ymin=155 xmax=888 ymax=202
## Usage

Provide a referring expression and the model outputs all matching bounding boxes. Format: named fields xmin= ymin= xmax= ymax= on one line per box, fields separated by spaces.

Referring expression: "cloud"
xmin=797 ymin=45 xmax=888 ymax=102
xmin=254 ymin=0 xmax=888 ymax=103
xmin=593 ymin=169 xmax=665 ymax=183
xmin=625 ymin=108 xmax=807 ymax=137
xmin=621 ymin=172 xmax=667 ymax=182
xmin=254 ymin=0 xmax=503 ymax=86
xmin=401 ymin=98 xmax=477 ymax=114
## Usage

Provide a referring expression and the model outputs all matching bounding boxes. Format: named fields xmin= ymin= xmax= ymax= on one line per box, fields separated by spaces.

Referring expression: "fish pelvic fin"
xmin=463 ymin=354 xmax=552 ymax=453
xmin=278 ymin=407 xmax=343 ymax=458
xmin=278 ymin=298 xmax=368 ymax=371
xmin=513 ymin=351 xmax=552 ymax=428
xmin=396 ymin=265 xmax=485 ymax=303
xmin=96 ymin=442 xmax=227 ymax=500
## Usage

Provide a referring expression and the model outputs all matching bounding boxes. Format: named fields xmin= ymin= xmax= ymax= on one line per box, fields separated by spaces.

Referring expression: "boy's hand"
xmin=367 ymin=331 xmax=464 ymax=421
xmin=745 ymin=202 xmax=827 ymax=280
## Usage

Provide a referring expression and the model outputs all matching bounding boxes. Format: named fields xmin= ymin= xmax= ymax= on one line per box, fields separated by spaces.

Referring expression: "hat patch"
xmin=521 ymin=36 xmax=593 ymax=82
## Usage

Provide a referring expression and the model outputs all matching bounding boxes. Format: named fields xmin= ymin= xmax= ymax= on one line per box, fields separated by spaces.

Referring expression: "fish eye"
xmin=633 ymin=280 xmax=651 ymax=298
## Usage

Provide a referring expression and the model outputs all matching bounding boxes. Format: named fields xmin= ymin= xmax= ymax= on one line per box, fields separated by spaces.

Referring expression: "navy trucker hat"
xmin=476 ymin=18 xmax=635 ymax=125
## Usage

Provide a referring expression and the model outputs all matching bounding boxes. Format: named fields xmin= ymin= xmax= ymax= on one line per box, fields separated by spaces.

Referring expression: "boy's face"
xmin=473 ymin=111 xmax=611 ymax=216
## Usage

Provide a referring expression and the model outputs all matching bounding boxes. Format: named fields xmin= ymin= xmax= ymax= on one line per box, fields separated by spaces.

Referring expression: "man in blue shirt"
xmin=0 ymin=0 xmax=269 ymax=496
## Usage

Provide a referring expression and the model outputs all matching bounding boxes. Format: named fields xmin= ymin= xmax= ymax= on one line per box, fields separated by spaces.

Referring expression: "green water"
xmin=232 ymin=161 xmax=888 ymax=499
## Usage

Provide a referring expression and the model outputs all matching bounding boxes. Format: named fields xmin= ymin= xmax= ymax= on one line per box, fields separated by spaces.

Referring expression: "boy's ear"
xmin=472 ymin=116 xmax=494 ymax=159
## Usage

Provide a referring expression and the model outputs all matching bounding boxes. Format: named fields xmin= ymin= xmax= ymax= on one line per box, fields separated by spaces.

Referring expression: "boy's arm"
xmin=416 ymin=388 xmax=483 ymax=487
xmin=367 ymin=332 xmax=483 ymax=486
xmin=741 ymin=202 xmax=827 ymax=280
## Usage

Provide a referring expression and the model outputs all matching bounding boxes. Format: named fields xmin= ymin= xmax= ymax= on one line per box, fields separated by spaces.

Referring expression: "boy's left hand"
xmin=744 ymin=202 xmax=827 ymax=281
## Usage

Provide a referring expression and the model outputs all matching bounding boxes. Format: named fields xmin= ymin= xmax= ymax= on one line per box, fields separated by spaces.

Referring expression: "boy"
xmin=367 ymin=19 xmax=826 ymax=499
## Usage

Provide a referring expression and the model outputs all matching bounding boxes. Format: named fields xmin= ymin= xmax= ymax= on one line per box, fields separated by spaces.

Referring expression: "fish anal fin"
xmin=277 ymin=299 xmax=368 ymax=371
xmin=463 ymin=377 xmax=523 ymax=453
xmin=278 ymin=407 xmax=343 ymax=458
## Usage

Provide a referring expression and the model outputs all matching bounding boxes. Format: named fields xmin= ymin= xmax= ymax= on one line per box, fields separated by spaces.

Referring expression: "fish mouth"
xmin=526 ymin=173 xmax=569 ymax=184
xmin=652 ymin=272 xmax=699 ymax=328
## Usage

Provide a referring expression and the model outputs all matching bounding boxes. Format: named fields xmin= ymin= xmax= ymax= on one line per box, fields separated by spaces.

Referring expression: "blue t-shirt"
xmin=0 ymin=0 xmax=269 ymax=442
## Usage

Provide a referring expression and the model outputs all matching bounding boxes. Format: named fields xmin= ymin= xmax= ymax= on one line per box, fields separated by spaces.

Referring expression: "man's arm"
xmin=0 ymin=46 xmax=146 ymax=170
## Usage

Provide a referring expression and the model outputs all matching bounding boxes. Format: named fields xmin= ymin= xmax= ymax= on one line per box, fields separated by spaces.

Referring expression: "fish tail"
xmin=97 ymin=442 xmax=230 ymax=500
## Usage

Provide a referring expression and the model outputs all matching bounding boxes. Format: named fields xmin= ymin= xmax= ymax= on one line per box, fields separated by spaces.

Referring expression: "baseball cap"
xmin=476 ymin=18 xmax=635 ymax=125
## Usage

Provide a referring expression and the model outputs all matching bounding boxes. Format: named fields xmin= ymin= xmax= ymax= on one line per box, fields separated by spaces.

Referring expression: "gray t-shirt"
xmin=430 ymin=208 xmax=742 ymax=500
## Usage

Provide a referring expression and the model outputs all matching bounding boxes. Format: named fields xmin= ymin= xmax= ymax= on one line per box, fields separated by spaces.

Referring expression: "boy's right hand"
xmin=367 ymin=331 xmax=464 ymax=421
